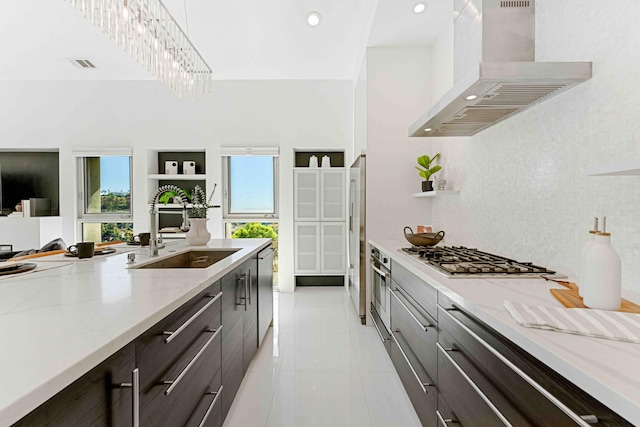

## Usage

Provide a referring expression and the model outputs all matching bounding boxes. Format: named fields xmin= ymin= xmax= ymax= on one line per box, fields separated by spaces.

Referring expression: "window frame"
xmin=222 ymin=155 xmax=279 ymax=220
xmin=76 ymin=154 xmax=133 ymax=240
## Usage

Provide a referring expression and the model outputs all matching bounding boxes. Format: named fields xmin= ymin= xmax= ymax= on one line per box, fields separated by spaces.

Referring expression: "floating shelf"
xmin=147 ymin=174 xmax=206 ymax=180
xmin=412 ymin=190 xmax=460 ymax=198
xmin=586 ymin=159 xmax=640 ymax=176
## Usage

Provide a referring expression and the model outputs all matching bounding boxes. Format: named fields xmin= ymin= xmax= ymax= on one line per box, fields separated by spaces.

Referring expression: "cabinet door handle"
xmin=439 ymin=308 xmax=595 ymax=427
xmin=118 ymin=368 xmax=140 ymax=427
xmin=390 ymin=288 xmax=433 ymax=331
xmin=236 ymin=273 xmax=249 ymax=310
xmin=163 ymin=326 xmax=222 ymax=395
xmin=163 ymin=292 xmax=222 ymax=344
xmin=436 ymin=410 xmax=458 ymax=426
xmin=198 ymin=384 xmax=224 ymax=427
xmin=247 ymin=269 xmax=252 ymax=305
xmin=390 ymin=330 xmax=432 ymax=394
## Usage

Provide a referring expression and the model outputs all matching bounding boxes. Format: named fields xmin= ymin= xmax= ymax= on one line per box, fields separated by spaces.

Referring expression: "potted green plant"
xmin=158 ymin=188 xmax=191 ymax=205
xmin=416 ymin=153 xmax=442 ymax=192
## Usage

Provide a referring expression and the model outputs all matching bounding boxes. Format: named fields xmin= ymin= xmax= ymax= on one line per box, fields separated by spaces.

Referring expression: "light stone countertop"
xmin=0 ymin=238 xmax=271 ymax=426
xmin=370 ymin=238 xmax=640 ymax=426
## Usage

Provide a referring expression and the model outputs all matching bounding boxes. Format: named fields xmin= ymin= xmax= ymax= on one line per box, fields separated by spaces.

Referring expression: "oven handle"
xmin=370 ymin=260 xmax=390 ymax=279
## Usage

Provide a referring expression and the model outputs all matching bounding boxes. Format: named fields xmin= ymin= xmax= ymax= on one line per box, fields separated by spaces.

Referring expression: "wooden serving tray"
xmin=547 ymin=279 xmax=640 ymax=314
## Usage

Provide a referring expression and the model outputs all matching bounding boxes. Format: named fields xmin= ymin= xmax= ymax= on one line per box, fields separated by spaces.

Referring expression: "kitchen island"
xmin=0 ymin=238 xmax=271 ymax=426
xmin=371 ymin=238 xmax=640 ymax=426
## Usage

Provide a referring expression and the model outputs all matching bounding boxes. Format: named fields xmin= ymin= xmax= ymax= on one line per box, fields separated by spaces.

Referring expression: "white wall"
xmin=0 ymin=79 xmax=353 ymax=292
xmin=365 ymin=47 xmax=435 ymax=241
xmin=429 ymin=0 xmax=640 ymax=292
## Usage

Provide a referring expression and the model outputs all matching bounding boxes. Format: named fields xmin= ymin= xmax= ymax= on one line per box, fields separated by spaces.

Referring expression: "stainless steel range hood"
xmin=409 ymin=0 xmax=592 ymax=137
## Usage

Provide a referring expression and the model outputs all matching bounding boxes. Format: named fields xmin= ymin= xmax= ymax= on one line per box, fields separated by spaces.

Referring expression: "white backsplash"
xmin=430 ymin=0 xmax=640 ymax=293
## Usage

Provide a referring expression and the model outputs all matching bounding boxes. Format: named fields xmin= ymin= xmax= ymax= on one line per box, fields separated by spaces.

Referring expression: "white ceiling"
xmin=0 ymin=0 xmax=452 ymax=81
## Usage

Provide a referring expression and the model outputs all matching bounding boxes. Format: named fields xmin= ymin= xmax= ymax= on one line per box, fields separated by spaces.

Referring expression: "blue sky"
xmin=230 ymin=156 xmax=274 ymax=213
xmin=100 ymin=157 xmax=130 ymax=193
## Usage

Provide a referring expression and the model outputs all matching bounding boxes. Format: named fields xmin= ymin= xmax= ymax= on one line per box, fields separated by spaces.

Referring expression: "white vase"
xmin=185 ymin=218 xmax=211 ymax=246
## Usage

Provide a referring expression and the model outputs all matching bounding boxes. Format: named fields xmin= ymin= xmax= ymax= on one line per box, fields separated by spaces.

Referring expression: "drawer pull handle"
xmin=442 ymin=347 xmax=458 ymax=352
xmin=390 ymin=289 xmax=432 ymax=331
xmin=391 ymin=330 xmax=431 ymax=394
xmin=436 ymin=410 xmax=458 ymax=425
xmin=118 ymin=368 xmax=140 ymax=427
xmin=163 ymin=292 xmax=222 ymax=344
xmin=247 ymin=269 xmax=252 ymax=306
xmin=438 ymin=343 xmax=513 ymax=426
xmin=580 ymin=415 xmax=599 ymax=424
xmin=439 ymin=308 xmax=595 ymax=427
xmin=163 ymin=326 xmax=222 ymax=395
xmin=369 ymin=308 xmax=390 ymax=342
xmin=198 ymin=384 xmax=224 ymax=427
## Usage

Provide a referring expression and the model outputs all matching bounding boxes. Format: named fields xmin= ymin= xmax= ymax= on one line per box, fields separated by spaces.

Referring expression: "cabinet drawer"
xmin=137 ymin=284 xmax=221 ymax=389
xmin=391 ymin=261 xmax=437 ymax=320
xmin=389 ymin=336 xmax=437 ymax=427
xmin=141 ymin=326 xmax=222 ymax=426
xmin=437 ymin=343 xmax=508 ymax=427
xmin=390 ymin=286 xmax=437 ymax=382
xmin=185 ymin=368 xmax=223 ymax=427
xmin=437 ymin=301 xmax=631 ymax=426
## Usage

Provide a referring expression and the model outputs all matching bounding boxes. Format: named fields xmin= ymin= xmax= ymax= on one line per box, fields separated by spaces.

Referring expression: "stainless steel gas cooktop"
xmin=400 ymin=246 xmax=555 ymax=279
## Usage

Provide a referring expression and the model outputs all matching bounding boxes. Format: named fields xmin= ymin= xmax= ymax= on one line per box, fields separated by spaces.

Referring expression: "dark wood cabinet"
xmin=257 ymin=245 xmax=274 ymax=347
xmin=389 ymin=271 xmax=438 ymax=427
xmin=13 ymin=342 xmax=136 ymax=427
xmin=437 ymin=293 xmax=633 ymax=427
xmin=220 ymin=256 xmax=257 ymax=420
xmin=243 ymin=258 xmax=258 ymax=373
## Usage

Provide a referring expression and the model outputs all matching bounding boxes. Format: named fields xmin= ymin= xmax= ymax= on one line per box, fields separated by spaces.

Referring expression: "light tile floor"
xmin=223 ymin=286 xmax=421 ymax=427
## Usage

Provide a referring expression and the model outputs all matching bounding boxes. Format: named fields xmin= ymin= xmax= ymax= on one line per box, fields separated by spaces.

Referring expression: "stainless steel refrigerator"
xmin=349 ymin=154 xmax=367 ymax=324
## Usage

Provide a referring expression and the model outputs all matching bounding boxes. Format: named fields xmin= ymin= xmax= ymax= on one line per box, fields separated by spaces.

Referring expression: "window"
xmin=222 ymin=148 xmax=279 ymax=219
xmin=75 ymin=149 xmax=133 ymax=243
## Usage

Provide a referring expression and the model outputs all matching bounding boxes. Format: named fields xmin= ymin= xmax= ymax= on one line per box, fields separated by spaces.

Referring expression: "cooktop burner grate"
xmin=400 ymin=246 xmax=554 ymax=277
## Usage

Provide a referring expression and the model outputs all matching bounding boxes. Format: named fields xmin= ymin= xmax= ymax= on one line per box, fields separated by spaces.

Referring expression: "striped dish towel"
xmin=504 ymin=301 xmax=640 ymax=344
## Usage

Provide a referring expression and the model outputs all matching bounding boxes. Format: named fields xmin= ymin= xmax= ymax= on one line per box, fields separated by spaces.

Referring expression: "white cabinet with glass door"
xmin=294 ymin=222 xmax=320 ymax=274
xmin=293 ymin=168 xmax=346 ymax=275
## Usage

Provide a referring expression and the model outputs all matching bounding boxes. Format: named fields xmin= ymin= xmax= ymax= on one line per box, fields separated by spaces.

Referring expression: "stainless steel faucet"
xmin=149 ymin=185 xmax=190 ymax=256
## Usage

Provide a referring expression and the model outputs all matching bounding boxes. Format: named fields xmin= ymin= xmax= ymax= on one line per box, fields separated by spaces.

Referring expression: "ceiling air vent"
xmin=500 ymin=1 xmax=530 ymax=7
xmin=68 ymin=58 xmax=97 ymax=69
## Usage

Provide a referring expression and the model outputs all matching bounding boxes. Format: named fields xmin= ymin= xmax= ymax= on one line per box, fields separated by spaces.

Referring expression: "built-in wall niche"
xmin=156 ymin=151 xmax=206 ymax=175
xmin=0 ymin=151 xmax=59 ymax=216
xmin=294 ymin=150 xmax=345 ymax=168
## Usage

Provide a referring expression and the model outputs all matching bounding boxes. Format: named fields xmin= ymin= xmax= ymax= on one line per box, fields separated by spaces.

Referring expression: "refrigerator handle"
xmin=349 ymin=201 xmax=354 ymax=233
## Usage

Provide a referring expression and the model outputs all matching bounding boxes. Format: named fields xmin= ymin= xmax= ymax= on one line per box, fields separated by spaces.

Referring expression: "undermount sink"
xmin=135 ymin=249 xmax=240 ymax=269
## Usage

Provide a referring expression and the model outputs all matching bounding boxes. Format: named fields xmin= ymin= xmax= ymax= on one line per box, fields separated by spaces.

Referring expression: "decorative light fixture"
xmin=306 ymin=11 xmax=322 ymax=27
xmin=424 ymin=128 xmax=432 ymax=132
xmin=413 ymin=3 xmax=427 ymax=14
xmin=65 ymin=0 xmax=212 ymax=98
xmin=465 ymin=94 xmax=477 ymax=100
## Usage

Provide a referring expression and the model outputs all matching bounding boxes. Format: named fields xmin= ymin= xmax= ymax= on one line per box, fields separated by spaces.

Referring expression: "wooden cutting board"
xmin=548 ymin=279 xmax=640 ymax=313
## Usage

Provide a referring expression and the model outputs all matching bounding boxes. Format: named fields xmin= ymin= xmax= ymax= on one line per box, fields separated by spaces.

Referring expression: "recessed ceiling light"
xmin=307 ymin=11 xmax=322 ymax=27
xmin=424 ymin=128 xmax=432 ymax=132
xmin=465 ymin=95 xmax=477 ymax=100
xmin=413 ymin=3 xmax=427 ymax=14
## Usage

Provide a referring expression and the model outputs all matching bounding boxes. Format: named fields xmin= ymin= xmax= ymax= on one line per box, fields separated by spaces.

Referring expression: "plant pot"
xmin=421 ymin=181 xmax=434 ymax=192
xmin=185 ymin=218 xmax=211 ymax=246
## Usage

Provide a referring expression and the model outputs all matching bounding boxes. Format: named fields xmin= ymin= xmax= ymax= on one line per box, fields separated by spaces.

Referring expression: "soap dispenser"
xmin=583 ymin=217 xmax=621 ymax=311
xmin=578 ymin=217 xmax=598 ymax=298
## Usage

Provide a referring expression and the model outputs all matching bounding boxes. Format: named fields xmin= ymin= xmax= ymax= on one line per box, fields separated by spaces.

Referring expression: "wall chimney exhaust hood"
xmin=409 ymin=0 xmax=592 ymax=137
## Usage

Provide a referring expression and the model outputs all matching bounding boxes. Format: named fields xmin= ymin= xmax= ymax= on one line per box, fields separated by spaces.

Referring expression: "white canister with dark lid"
xmin=308 ymin=155 xmax=318 ymax=168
